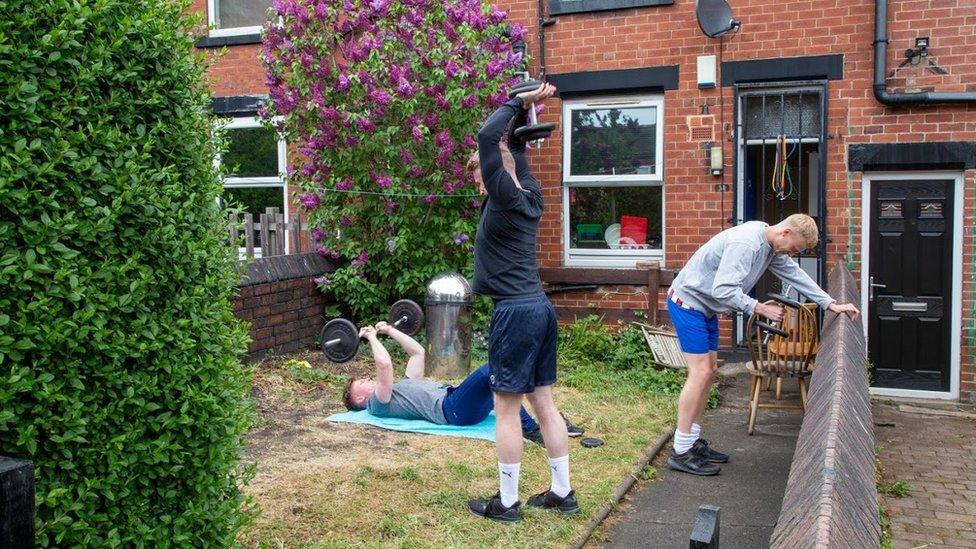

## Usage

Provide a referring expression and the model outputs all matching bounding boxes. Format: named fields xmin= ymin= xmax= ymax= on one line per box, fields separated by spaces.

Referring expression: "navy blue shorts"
xmin=488 ymin=293 xmax=558 ymax=393
xmin=667 ymin=298 xmax=719 ymax=354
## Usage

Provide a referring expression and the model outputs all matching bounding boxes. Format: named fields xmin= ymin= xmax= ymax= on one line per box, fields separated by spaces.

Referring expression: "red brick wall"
xmin=192 ymin=0 xmax=976 ymax=399
xmin=231 ymin=253 xmax=337 ymax=359
xmin=492 ymin=0 xmax=976 ymax=400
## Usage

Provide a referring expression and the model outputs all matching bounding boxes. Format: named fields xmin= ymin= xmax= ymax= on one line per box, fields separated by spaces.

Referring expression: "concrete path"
xmin=601 ymin=369 xmax=803 ymax=548
xmin=875 ymin=401 xmax=976 ymax=548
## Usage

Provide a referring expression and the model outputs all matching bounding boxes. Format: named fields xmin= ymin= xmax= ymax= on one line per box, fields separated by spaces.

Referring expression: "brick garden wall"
xmin=232 ymin=253 xmax=338 ymax=360
xmin=770 ymin=262 xmax=880 ymax=548
xmin=192 ymin=0 xmax=976 ymax=399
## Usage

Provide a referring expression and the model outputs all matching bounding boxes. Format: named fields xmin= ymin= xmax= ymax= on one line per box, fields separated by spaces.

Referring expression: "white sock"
xmin=674 ymin=429 xmax=697 ymax=454
xmin=549 ymin=454 xmax=572 ymax=498
xmin=498 ymin=462 xmax=520 ymax=507
xmin=691 ymin=423 xmax=702 ymax=440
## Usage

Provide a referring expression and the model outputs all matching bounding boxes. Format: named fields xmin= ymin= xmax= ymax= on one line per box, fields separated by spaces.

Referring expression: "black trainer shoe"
xmin=523 ymin=428 xmax=545 ymax=446
xmin=666 ymin=448 xmax=721 ymax=476
xmin=526 ymin=488 xmax=580 ymax=514
xmin=692 ymin=438 xmax=729 ymax=463
xmin=468 ymin=492 xmax=522 ymax=523
xmin=562 ymin=413 xmax=584 ymax=437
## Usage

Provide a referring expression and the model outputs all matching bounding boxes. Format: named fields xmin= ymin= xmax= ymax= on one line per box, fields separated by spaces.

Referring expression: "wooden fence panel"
xmin=228 ymin=208 xmax=307 ymax=260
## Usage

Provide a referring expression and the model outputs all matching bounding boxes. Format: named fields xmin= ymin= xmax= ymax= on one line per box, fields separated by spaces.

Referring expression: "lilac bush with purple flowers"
xmin=261 ymin=0 xmax=524 ymax=318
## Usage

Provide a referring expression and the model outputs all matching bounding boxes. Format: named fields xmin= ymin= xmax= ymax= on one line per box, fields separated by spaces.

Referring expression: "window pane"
xmin=744 ymin=93 xmax=821 ymax=139
xmin=223 ymin=186 xmax=284 ymax=217
xmin=569 ymin=186 xmax=663 ymax=250
xmin=224 ymin=126 xmax=278 ymax=178
xmin=570 ymin=106 xmax=657 ymax=177
xmin=216 ymin=0 xmax=271 ymax=29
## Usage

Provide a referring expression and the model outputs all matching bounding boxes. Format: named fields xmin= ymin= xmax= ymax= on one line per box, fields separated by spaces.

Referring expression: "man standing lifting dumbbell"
xmin=466 ymin=81 xmax=579 ymax=523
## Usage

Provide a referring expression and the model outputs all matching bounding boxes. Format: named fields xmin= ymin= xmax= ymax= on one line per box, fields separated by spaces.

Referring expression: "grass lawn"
xmin=239 ymin=320 xmax=685 ymax=548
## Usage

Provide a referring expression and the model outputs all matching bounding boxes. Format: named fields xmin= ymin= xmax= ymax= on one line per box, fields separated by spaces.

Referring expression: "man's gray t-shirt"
xmin=367 ymin=378 xmax=448 ymax=424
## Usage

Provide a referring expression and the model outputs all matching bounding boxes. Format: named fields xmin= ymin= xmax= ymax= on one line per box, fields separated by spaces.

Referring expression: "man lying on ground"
xmin=342 ymin=321 xmax=583 ymax=445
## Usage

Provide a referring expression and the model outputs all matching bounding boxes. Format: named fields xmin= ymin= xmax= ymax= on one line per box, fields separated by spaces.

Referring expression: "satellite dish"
xmin=696 ymin=0 xmax=740 ymax=38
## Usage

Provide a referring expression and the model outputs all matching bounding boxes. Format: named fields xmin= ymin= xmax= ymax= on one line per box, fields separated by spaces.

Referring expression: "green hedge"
xmin=0 ymin=0 xmax=254 ymax=545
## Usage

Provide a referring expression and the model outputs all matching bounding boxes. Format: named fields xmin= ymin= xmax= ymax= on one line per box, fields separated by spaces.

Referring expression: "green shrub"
xmin=0 ymin=0 xmax=254 ymax=545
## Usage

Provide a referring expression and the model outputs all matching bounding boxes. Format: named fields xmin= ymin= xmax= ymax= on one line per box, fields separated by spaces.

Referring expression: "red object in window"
xmin=620 ymin=215 xmax=647 ymax=245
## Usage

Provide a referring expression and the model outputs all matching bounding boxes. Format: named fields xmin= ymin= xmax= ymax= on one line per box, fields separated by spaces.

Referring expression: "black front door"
xmin=869 ymin=179 xmax=954 ymax=391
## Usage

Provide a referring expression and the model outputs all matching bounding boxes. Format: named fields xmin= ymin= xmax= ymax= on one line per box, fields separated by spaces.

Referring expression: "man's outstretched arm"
xmin=363 ymin=325 xmax=394 ymax=403
xmin=376 ymin=321 xmax=426 ymax=379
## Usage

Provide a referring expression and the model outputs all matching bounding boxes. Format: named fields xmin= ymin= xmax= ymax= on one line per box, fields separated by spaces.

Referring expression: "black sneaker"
xmin=562 ymin=413 xmax=584 ymax=437
xmin=666 ymin=448 xmax=721 ymax=476
xmin=523 ymin=428 xmax=545 ymax=446
xmin=692 ymin=438 xmax=729 ymax=463
xmin=468 ymin=492 xmax=522 ymax=523
xmin=526 ymin=488 xmax=580 ymax=514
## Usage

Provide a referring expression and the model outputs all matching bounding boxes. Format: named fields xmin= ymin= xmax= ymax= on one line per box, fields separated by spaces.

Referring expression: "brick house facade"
xmin=192 ymin=0 xmax=976 ymax=402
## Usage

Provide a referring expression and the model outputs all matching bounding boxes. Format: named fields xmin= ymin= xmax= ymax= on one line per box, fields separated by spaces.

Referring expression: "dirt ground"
xmin=245 ymin=348 xmax=376 ymax=466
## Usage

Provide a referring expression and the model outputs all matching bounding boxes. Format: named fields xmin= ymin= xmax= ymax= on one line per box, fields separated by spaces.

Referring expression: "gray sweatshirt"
xmin=669 ymin=221 xmax=833 ymax=316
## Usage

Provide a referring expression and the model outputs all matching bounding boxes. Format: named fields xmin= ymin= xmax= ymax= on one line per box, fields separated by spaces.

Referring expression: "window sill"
xmin=550 ymin=0 xmax=674 ymax=16
xmin=540 ymin=265 xmax=673 ymax=286
xmin=195 ymin=33 xmax=262 ymax=48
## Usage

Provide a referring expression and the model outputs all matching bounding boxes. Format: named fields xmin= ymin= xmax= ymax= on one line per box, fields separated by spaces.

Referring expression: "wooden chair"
xmin=763 ymin=302 xmax=820 ymax=399
xmin=745 ymin=301 xmax=819 ymax=435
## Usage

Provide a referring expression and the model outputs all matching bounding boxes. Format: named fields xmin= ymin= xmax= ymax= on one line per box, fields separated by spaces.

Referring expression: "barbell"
xmin=318 ymin=299 xmax=424 ymax=363
xmin=507 ymin=79 xmax=557 ymax=141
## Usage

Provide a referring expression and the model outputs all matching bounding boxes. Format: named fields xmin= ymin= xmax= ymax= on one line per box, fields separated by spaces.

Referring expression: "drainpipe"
xmin=874 ymin=0 xmax=976 ymax=105
xmin=538 ymin=0 xmax=555 ymax=78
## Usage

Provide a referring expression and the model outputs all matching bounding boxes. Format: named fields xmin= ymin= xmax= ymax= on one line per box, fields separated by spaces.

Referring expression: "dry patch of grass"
xmin=239 ymin=350 xmax=676 ymax=548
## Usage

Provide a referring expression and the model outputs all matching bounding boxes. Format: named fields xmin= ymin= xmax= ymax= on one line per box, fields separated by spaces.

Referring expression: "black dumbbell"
xmin=507 ymin=79 xmax=558 ymax=141
xmin=318 ymin=299 xmax=424 ymax=363
xmin=768 ymin=293 xmax=804 ymax=309
xmin=754 ymin=320 xmax=790 ymax=338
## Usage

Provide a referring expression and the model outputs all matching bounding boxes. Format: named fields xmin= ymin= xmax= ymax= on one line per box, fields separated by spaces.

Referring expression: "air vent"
xmin=687 ymin=115 xmax=715 ymax=141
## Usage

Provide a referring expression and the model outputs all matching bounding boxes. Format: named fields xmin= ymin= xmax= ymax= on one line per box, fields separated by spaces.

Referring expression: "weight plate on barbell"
xmin=513 ymin=122 xmax=556 ymax=141
xmin=388 ymin=299 xmax=424 ymax=336
xmin=507 ymin=79 xmax=542 ymax=98
xmin=320 ymin=318 xmax=360 ymax=363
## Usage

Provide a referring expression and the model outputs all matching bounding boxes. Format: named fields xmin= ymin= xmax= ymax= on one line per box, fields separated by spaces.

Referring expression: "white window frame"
xmin=207 ymin=0 xmax=266 ymax=38
xmin=217 ymin=116 xmax=289 ymax=257
xmin=561 ymin=95 xmax=665 ymax=267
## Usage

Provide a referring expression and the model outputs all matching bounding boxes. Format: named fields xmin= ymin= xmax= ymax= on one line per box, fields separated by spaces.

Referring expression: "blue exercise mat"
xmin=326 ymin=410 xmax=496 ymax=442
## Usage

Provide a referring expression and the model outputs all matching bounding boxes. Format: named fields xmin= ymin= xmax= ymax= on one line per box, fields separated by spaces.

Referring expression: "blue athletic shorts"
xmin=667 ymin=298 xmax=719 ymax=354
xmin=488 ymin=293 xmax=557 ymax=393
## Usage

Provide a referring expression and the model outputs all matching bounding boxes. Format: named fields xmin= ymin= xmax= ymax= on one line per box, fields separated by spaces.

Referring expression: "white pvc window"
xmin=218 ymin=117 xmax=288 ymax=256
xmin=562 ymin=96 xmax=665 ymax=267
xmin=207 ymin=0 xmax=270 ymax=37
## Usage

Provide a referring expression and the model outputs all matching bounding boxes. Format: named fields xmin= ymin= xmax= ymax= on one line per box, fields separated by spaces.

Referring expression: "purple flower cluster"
xmin=298 ymin=191 xmax=321 ymax=210
xmin=352 ymin=250 xmax=369 ymax=267
xmin=262 ymin=0 xmax=524 ymax=288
